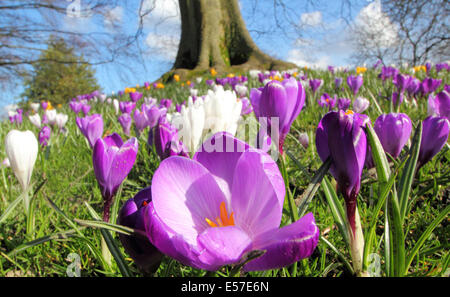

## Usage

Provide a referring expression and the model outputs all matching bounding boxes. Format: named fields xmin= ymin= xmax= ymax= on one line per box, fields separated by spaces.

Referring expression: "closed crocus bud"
xmin=316 ymin=110 xmax=368 ymax=233
xmin=39 ymin=126 xmax=51 ymax=147
xmin=45 ymin=109 xmax=57 ymax=125
xmin=393 ymin=73 xmax=410 ymax=93
xmin=309 ymin=79 xmax=322 ymax=95
xmin=41 ymin=101 xmax=48 ymax=110
xmin=28 ymin=113 xmax=41 ymax=128
xmin=347 ymin=75 xmax=363 ymax=96
xmin=93 ymin=133 xmax=138 ymax=221
xmin=118 ymin=113 xmax=132 ymax=136
xmin=113 ymin=99 xmax=119 ymax=115
xmin=81 ymin=104 xmax=91 ymax=115
xmin=145 ymin=104 xmax=163 ymax=129
xmin=76 ymin=114 xmax=103 ymax=148
xmin=240 ymin=97 xmax=253 ymax=115
xmin=159 ymin=99 xmax=172 ymax=109
xmin=118 ymin=187 xmax=163 ymax=274
xmin=421 ymin=78 xmax=442 ymax=95
xmin=374 ymin=113 xmax=412 ymax=158
xmin=406 ymin=78 xmax=421 ymax=97
xmin=5 ymin=130 xmax=38 ymax=193
xmin=250 ymin=78 xmax=306 ymax=153
xmin=428 ymin=91 xmax=450 ymax=121
xmin=353 ymin=97 xmax=370 ymax=113
xmin=55 ymin=113 xmax=68 ymax=131
xmin=235 ymin=84 xmax=248 ymax=97
xmin=152 ymin=116 xmax=188 ymax=160
xmin=334 ymin=77 xmax=343 ymax=89
xmin=133 ymin=108 xmax=149 ymax=132
xmin=298 ymin=132 xmax=309 ymax=149
xmin=129 ymin=92 xmax=143 ymax=103
xmin=417 ymin=116 xmax=450 ymax=170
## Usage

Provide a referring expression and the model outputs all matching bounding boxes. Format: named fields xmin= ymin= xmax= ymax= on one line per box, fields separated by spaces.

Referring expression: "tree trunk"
xmin=163 ymin=0 xmax=296 ymax=81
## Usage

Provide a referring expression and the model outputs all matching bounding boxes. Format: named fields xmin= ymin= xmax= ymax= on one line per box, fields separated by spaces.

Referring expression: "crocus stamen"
xmin=205 ymin=202 xmax=235 ymax=228
xmin=345 ymin=110 xmax=354 ymax=115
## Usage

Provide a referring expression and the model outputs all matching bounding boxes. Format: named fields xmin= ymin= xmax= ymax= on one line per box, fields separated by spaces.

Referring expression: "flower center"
xmin=345 ymin=110 xmax=354 ymax=115
xmin=205 ymin=202 xmax=235 ymax=228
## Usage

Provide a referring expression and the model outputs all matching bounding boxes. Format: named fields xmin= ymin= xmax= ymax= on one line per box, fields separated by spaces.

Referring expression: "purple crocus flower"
xmin=316 ymin=110 xmax=368 ymax=234
xmin=373 ymin=60 xmax=382 ymax=69
xmin=309 ymin=79 xmax=322 ymax=95
xmin=379 ymin=66 xmax=399 ymax=82
xmin=69 ymin=101 xmax=83 ymax=114
xmin=435 ymin=63 xmax=448 ymax=74
xmin=417 ymin=116 xmax=449 ymax=169
xmin=133 ymin=108 xmax=149 ymax=133
xmin=393 ymin=74 xmax=410 ymax=93
xmin=159 ymin=99 xmax=172 ymax=109
xmin=151 ymin=116 xmax=188 ymax=160
xmin=175 ymin=103 xmax=182 ymax=113
xmin=250 ymin=78 xmax=306 ymax=153
xmin=374 ymin=113 xmax=412 ymax=158
xmin=76 ymin=114 xmax=103 ymax=148
xmin=82 ymin=104 xmax=91 ymax=116
xmin=421 ymin=78 xmax=442 ymax=95
xmin=392 ymin=92 xmax=404 ymax=107
xmin=41 ymin=101 xmax=48 ymax=110
xmin=119 ymin=101 xmax=136 ymax=114
xmin=428 ymin=91 xmax=450 ymax=121
xmin=318 ymin=93 xmax=336 ymax=111
xmin=144 ymin=132 xmax=319 ymax=271
xmin=406 ymin=77 xmax=421 ymax=97
xmin=38 ymin=126 xmax=51 ymax=147
xmin=118 ymin=187 xmax=163 ymax=274
xmin=334 ymin=77 xmax=343 ymax=89
xmin=240 ymin=97 xmax=253 ymax=115
xmin=118 ymin=113 xmax=132 ymax=136
xmin=337 ymin=98 xmax=351 ymax=111
xmin=347 ymin=75 xmax=363 ymax=96
xmin=328 ymin=66 xmax=335 ymax=74
xmin=129 ymin=91 xmax=143 ymax=103
xmin=93 ymin=133 xmax=138 ymax=221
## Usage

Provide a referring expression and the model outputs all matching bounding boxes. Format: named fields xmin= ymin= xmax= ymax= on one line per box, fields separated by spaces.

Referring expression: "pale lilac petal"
xmin=107 ymin=138 xmax=138 ymax=194
xmin=243 ymin=213 xmax=319 ymax=271
xmin=196 ymin=226 xmax=252 ymax=271
xmin=93 ymin=138 xmax=113 ymax=188
xmin=151 ymin=156 xmax=227 ymax=245
xmin=231 ymin=150 xmax=284 ymax=238
xmin=193 ymin=132 xmax=250 ymax=199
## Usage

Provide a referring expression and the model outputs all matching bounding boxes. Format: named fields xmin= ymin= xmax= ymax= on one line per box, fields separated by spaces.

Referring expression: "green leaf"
xmin=0 ymin=191 xmax=26 ymax=224
xmin=404 ymin=204 xmax=450 ymax=274
xmin=398 ymin=122 xmax=422 ymax=222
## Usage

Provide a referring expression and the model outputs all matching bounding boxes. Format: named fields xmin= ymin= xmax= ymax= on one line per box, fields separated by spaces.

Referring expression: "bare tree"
xmin=349 ymin=0 xmax=449 ymax=66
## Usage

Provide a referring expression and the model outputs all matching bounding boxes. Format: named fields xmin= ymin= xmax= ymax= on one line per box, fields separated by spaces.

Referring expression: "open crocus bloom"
xmin=145 ymin=132 xmax=319 ymax=271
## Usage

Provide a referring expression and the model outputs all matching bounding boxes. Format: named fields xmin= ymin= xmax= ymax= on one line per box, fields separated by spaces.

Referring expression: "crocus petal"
xmin=196 ymin=226 xmax=252 ymax=271
xmin=107 ymin=138 xmax=138 ymax=195
xmin=193 ymin=132 xmax=250 ymax=199
xmin=151 ymin=156 xmax=227 ymax=245
xmin=243 ymin=213 xmax=319 ymax=271
xmin=231 ymin=150 xmax=284 ymax=238
xmin=249 ymin=88 xmax=262 ymax=117
xmin=93 ymin=138 xmax=114 ymax=190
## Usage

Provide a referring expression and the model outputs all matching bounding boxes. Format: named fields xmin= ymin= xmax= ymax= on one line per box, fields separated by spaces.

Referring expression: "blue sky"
xmin=1 ymin=0 xmax=381 ymax=115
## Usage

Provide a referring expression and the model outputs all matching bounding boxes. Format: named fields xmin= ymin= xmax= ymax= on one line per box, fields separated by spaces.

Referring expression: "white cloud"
xmin=353 ymin=0 xmax=398 ymax=48
xmin=287 ymin=48 xmax=331 ymax=69
xmin=300 ymin=11 xmax=322 ymax=27
xmin=142 ymin=0 xmax=180 ymax=29
xmin=0 ymin=104 xmax=18 ymax=120
xmin=145 ymin=33 xmax=179 ymax=61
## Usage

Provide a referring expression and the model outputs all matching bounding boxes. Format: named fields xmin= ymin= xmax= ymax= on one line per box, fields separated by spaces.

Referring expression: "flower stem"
xmin=25 ymin=189 xmax=35 ymax=238
xmin=279 ymin=154 xmax=299 ymax=222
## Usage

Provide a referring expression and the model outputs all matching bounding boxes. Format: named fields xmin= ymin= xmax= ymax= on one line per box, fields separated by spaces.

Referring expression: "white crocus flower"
xmin=203 ymin=85 xmax=242 ymax=136
xmin=234 ymin=84 xmax=248 ymax=97
xmin=195 ymin=77 xmax=203 ymax=84
xmin=28 ymin=113 xmax=41 ymax=128
xmin=353 ymin=97 xmax=370 ymax=113
xmin=30 ymin=103 xmax=40 ymax=113
xmin=99 ymin=94 xmax=107 ymax=103
xmin=249 ymin=69 xmax=261 ymax=79
xmin=2 ymin=157 xmax=10 ymax=168
xmin=172 ymin=97 xmax=205 ymax=154
xmin=5 ymin=130 xmax=38 ymax=208
xmin=190 ymin=88 xmax=199 ymax=97
xmin=113 ymin=99 xmax=119 ymax=114
xmin=55 ymin=113 xmax=68 ymax=130
xmin=45 ymin=109 xmax=57 ymax=125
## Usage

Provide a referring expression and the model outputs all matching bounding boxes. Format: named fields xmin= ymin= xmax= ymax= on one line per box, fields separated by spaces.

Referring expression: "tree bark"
xmin=164 ymin=0 xmax=296 ymax=81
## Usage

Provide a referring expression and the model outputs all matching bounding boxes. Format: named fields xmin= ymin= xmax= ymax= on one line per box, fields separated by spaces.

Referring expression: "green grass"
xmin=0 ymin=66 xmax=448 ymax=277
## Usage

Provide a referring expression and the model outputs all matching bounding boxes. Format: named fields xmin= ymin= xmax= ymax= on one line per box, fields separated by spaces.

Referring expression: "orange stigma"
xmin=205 ymin=202 xmax=235 ymax=228
xmin=345 ymin=110 xmax=354 ymax=115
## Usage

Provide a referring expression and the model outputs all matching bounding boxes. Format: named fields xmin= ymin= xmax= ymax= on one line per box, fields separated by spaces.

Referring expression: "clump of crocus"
xmin=144 ymin=132 xmax=319 ymax=271
xmin=374 ymin=113 xmax=412 ymax=158
xmin=428 ymin=91 xmax=449 ymax=121
xmin=316 ymin=110 xmax=369 ymax=275
xmin=39 ymin=126 xmax=51 ymax=147
xmin=4 ymin=130 xmax=38 ymax=212
xmin=76 ymin=114 xmax=104 ymax=148
xmin=420 ymin=78 xmax=442 ymax=96
xmin=417 ymin=116 xmax=449 ymax=170
xmin=118 ymin=187 xmax=163 ymax=274
xmin=129 ymin=91 xmax=143 ymax=103
xmin=69 ymin=101 xmax=83 ymax=114
xmin=250 ymin=78 xmax=305 ymax=154
xmin=347 ymin=75 xmax=363 ymax=96
xmin=119 ymin=101 xmax=136 ymax=114
xmin=93 ymin=133 xmax=138 ymax=221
